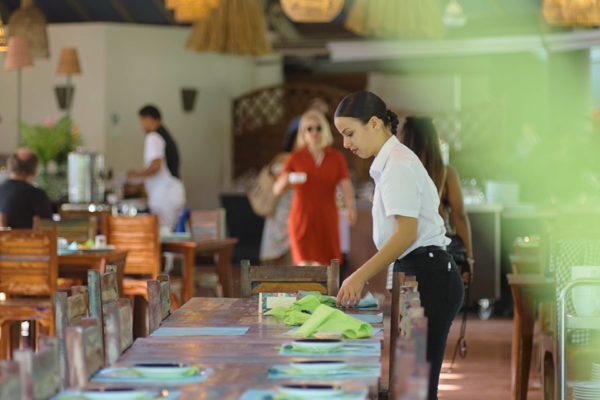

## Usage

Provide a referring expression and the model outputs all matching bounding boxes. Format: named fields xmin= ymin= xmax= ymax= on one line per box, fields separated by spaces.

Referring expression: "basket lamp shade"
xmin=543 ymin=0 xmax=600 ymax=26
xmin=55 ymin=48 xmax=82 ymax=113
xmin=4 ymin=36 xmax=33 ymax=141
xmin=8 ymin=0 xmax=50 ymax=58
xmin=166 ymin=0 xmax=220 ymax=10
xmin=0 ymin=20 xmax=7 ymax=52
xmin=280 ymin=0 xmax=345 ymax=22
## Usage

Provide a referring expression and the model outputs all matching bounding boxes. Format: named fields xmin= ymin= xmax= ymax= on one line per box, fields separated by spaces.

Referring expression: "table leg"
xmin=217 ymin=245 xmax=235 ymax=298
xmin=182 ymin=246 xmax=195 ymax=303
xmin=511 ymin=286 xmax=536 ymax=400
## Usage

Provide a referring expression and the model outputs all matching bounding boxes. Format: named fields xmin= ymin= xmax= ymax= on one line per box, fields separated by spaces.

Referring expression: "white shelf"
xmin=566 ymin=315 xmax=600 ymax=330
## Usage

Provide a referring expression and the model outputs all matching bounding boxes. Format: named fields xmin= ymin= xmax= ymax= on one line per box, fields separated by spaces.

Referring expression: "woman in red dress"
xmin=273 ymin=110 xmax=356 ymax=265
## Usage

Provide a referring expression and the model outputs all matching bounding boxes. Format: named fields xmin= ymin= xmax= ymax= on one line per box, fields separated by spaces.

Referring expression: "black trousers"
xmin=394 ymin=248 xmax=465 ymax=400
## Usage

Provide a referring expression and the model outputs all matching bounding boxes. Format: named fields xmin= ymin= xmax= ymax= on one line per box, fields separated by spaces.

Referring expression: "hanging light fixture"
xmin=4 ymin=36 xmax=33 ymax=141
xmin=345 ymin=0 xmax=445 ymax=39
xmin=186 ymin=0 xmax=272 ymax=56
xmin=0 ymin=19 xmax=7 ymax=52
xmin=8 ymin=0 xmax=49 ymax=58
xmin=166 ymin=0 xmax=220 ymax=10
xmin=443 ymin=0 xmax=466 ymax=27
xmin=543 ymin=0 xmax=600 ymax=26
xmin=280 ymin=0 xmax=345 ymax=23
xmin=174 ymin=2 xmax=212 ymax=23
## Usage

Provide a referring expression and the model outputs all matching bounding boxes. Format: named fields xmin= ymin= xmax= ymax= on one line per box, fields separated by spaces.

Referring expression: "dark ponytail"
xmin=335 ymin=91 xmax=399 ymax=135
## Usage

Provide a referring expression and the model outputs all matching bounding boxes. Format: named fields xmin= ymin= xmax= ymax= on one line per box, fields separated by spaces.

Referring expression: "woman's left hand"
xmin=336 ymin=272 xmax=366 ymax=308
xmin=345 ymin=207 xmax=357 ymax=227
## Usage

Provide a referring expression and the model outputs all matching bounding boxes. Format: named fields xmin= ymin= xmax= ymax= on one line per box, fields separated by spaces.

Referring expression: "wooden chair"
xmin=0 ymin=228 xmax=57 ymax=359
xmin=88 ymin=267 xmax=133 ymax=366
xmin=13 ymin=336 xmax=60 ymax=400
xmin=33 ymin=216 xmax=97 ymax=244
xmin=65 ymin=318 xmax=103 ymax=389
xmin=103 ymin=215 xmax=160 ymax=338
xmin=189 ymin=209 xmax=227 ymax=241
xmin=0 ymin=212 xmax=6 ymax=228
xmin=52 ymin=287 xmax=89 ymax=390
xmin=148 ymin=274 xmax=171 ymax=335
xmin=240 ymin=259 xmax=340 ymax=298
xmin=0 ymin=360 xmax=21 ymax=400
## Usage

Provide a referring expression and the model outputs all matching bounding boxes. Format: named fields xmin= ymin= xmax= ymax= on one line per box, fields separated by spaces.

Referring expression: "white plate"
xmin=278 ymin=385 xmax=343 ymax=399
xmin=82 ymin=389 xmax=145 ymax=400
xmin=291 ymin=361 xmax=348 ymax=374
xmin=132 ymin=364 xmax=195 ymax=378
xmin=292 ymin=339 xmax=344 ymax=352
xmin=77 ymin=245 xmax=116 ymax=253
xmin=575 ymin=382 xmax=600 ymax=389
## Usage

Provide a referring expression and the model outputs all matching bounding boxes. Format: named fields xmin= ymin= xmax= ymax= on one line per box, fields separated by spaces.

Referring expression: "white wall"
xmin=0 ymin=23 xmax=107 ymax=153
xmin=0 ymin=23 xmax=284 ymax=209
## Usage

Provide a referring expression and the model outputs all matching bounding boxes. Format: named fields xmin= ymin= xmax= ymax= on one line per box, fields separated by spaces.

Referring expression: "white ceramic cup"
xmin=573 ymin=295 xmax=600 ymax=317
xmin=57 ymin=237 xmax=68 ymax=250
xmin=95 ymin=235 xmax=107 ymax=248
xmin=289 ymin=172 xmax=307 ymax=184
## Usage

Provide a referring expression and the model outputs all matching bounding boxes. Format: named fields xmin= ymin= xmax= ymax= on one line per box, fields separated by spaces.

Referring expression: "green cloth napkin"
xmin=298 ymin=291 xmax=379 ymax=309
xmin=108 ymin=366 xmax=199 ymax=379
xmin=265 ymin=296 xmax=322 ymax=325
xmin=295 ymin=304 xmax=373 ymax=339
xmin=284 ymin=311 xmax=310 ymax=326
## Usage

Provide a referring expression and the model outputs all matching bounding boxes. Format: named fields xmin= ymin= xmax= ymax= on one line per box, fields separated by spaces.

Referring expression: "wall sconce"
xmin=181 ymin=88 xmax=198 ymax=112
xmin=55 ymin=47 xmax=81 ymax=114
xmin=54 ymin=86 xmax=74 ymax=110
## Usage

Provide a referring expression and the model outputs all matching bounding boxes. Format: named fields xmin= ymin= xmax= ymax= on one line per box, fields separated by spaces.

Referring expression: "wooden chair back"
xmin=148 ymin=274 xmax=171 ymax=335
xmin=52 ymin=287 xmax=90 ymax=390
xmin=0 ymin=227 xmax=57 ymax=297
xmin=33 ymin=216 xmax=97 ymax=244
xmin=103 ymin=215 xmax=160 ymax=276
xmin=88 ymin=266 xmax=133 ymax=366
xmin=240 ymin=259 xmax=340 ymax=298
xmin=0 ymin=361 xmax=21 ymax=400
xmin=13 ymin=336 xmax=60 ymax=400
xmin=65 ymin=318 xmax=103 ymax=389
xmin=509 ymin=254 xmax=542 ymax=275
xmin=0 ymin=212 xmax=6 ymax=228
xmin=189 ymin=209 xmax=226 ymax=241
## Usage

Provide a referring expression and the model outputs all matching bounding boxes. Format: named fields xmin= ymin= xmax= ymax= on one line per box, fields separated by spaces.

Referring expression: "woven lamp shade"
xmin=56 ymin=48 xmax=82 ymax=75
xmin=281 ymin=0 xmax=344 ymax=23
xmin=186 ymin=0 xmax=272 ymax=56
xmin=0 ymin=20 xmax=7 ymax=52
xmin=345 ymin=0 xmax=445 ymax=39
xmin=8 ymin=0 xmax=49 ymax=58
xmin=543 ymin=0 xmax=600 ymax=26
xmin=175 ymin=2 xmax=211 ymax=23
xmin=4 ymin=36 xmax=33 ymax=70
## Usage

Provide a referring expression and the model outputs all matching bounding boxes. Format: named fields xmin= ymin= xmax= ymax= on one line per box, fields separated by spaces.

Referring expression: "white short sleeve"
xmin=144 ymin=132 xmax=165 ymax=166
xmin=379 ymin=162 xmax=420 ymax=219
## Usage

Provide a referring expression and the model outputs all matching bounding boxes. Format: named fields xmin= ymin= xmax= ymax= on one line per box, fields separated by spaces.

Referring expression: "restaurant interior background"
xmin=2 ymin=0 xmax=600 ymax=399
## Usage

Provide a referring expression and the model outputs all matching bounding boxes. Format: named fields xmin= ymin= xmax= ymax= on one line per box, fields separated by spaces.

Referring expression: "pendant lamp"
xmin=280 ymin=0 xmax=345 ymax=23
xmin=543 ymin=0 xmax=600 ymax=26
xmin=4 ymin=36 xmax=33 ymax=141
xmin=174 ymin=2 xmax=211 ymax=23
xmin=8 ymin=0 xmax=49 ymax=58
xmin=166 ymin=0 xmax=220 ymax=10
xmin=186 ymin=0 xmax=272 ymax=56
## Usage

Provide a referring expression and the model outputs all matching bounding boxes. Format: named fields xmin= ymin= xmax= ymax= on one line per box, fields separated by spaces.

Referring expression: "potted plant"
xmin=20 ymin=115 xmax=81 ymax=193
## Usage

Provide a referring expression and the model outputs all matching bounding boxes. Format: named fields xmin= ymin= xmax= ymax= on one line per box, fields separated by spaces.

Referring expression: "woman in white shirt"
xmin=334 ymin=91 xmax=464 ymax=400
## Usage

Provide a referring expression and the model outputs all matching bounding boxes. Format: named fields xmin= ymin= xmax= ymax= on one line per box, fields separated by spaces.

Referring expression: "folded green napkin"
xmin=109 ymin=366 xmax=199 ymax=379
xmin=298 ymin=291 xmax=378 ymax=309
xmin=295 ymin=304 xmax=373 ymax=339
xmin=284 ymin=310 xmax=310 ymax=326
xmin=265 ymin=296 xmax=322 ymax=325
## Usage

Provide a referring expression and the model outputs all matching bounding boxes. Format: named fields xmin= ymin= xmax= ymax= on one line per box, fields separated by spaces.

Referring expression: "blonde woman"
xmin=273 ymin=110 xmax=356 ymax=266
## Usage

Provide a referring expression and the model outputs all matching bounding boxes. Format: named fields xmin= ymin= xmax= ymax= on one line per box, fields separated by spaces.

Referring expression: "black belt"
xmin=404 ymin=245 xmax=445 ymax=259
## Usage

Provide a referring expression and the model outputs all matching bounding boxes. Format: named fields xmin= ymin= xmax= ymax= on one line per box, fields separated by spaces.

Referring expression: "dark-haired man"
xmin=128 ymin=105 xmax=186 ymax=230
xmin=0 ymin=148 xmax=52 ymax=228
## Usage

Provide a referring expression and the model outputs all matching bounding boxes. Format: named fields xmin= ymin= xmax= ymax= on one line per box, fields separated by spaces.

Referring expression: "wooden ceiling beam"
xmin=66 ymin=0 xmax=93 ymax=21
xmin=150 ymin=0 xmax=176 ymax=25
xmin=109 ymin=0 xmax=135 ymax=23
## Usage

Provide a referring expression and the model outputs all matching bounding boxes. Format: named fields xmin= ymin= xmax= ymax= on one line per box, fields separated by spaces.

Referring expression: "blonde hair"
xmin=296 ymin=110 xmax=334 ymax=149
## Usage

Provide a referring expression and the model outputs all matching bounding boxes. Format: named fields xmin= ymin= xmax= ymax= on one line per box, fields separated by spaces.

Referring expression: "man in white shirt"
xmin=127 ymin=105 xmax=186 ymax=230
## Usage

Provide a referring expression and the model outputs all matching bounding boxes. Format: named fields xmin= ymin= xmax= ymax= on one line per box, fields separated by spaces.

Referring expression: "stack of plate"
xmin=591 ymin=363 xmax=600 ymax=381
xmin=573 ymin=382 xmax=600 ymax=399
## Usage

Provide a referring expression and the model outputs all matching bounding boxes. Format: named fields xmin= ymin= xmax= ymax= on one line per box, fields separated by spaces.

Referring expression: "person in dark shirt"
xmin=0 ymin=149 xmax=52 ymax=228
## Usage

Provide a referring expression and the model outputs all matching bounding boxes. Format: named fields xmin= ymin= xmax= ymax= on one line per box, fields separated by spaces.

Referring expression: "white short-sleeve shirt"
xmin=144 ymin=132 xmax=177 ymax=198
xmin=369 ymin=136 xmax=449 ymax=289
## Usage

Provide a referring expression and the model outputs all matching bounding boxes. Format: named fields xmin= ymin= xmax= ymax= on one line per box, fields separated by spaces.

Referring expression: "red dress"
xmin=282 ymin=146 xmax=350 ymax=265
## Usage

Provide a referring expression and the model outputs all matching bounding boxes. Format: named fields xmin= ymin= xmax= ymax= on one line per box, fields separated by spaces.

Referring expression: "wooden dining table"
xmin=160 ymin=237 xmax=239 ymax=300
xmin=507 ymin=274 xmax=555 ymax=400
xmin=85 ymin=297 xmax=383 ymax=400
xmin=58 ymin=249 xmax=128 ymax=297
